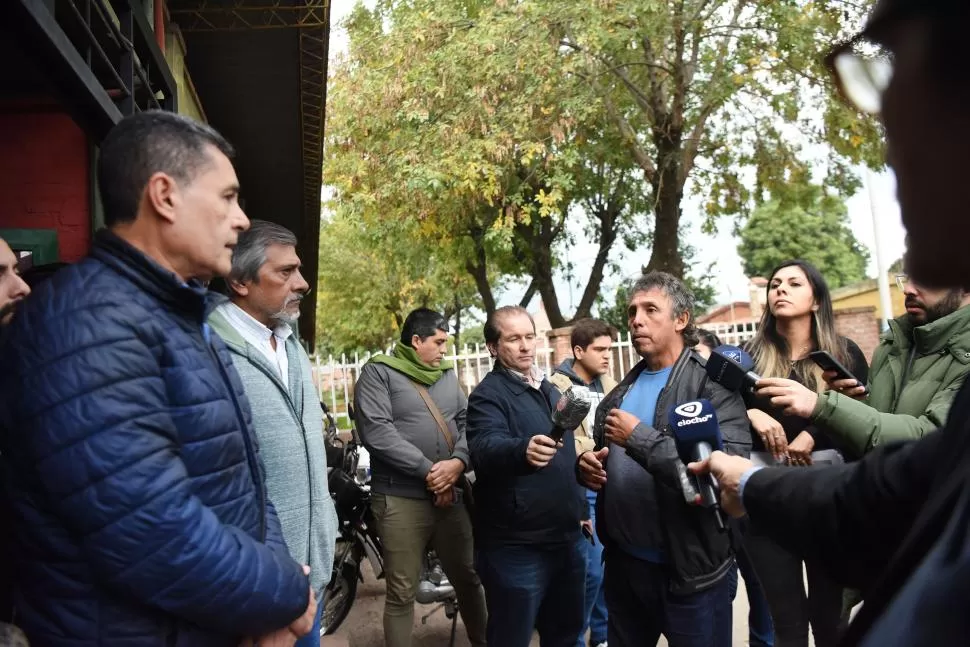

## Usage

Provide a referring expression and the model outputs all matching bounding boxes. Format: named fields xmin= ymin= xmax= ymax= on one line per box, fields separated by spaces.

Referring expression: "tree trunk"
xmin=519 ymin=278 xmax=538 ymax=308
xmin=452 ymin=294 xmax=462 ymax=350
xmin=465 ymin=227 xmax=497 ymax=315
xmin=645 ymin=133 xmax=686 ymax=278
xmin=515 ymin=219 xmax=567 ymax=329
xmin=573 ymin=204 xmax=619 ymax=321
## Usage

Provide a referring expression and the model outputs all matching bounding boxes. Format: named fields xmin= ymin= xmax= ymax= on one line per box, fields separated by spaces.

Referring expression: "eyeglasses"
xmin=895 ymin=274 xmax=909 ymax=291
xmin=825 ymin=34 xmax=894 ymax=115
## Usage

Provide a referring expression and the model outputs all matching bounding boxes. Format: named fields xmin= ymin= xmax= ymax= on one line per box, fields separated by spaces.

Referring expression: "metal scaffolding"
xmin=169 ymin=0 xmax=327 ymax=32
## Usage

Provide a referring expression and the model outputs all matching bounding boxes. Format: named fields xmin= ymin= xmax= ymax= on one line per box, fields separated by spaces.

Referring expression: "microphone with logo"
xmin=705 ymin=345 xmax=762 ymax=393
xmin=547 ymin=385 xmax=592 ymax=443
xmin=668 ymin=399 xmax=728 ymax=532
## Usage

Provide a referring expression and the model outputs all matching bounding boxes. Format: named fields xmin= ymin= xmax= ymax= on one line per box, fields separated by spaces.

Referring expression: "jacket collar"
xmin=490 ymin=364 xmax=558 ymax=402
xmin=90 ymin=229 xmax=212 ymax=322
xmin=616 ymin=346 xmax=696 ymax=392
xmin=553 ymin=358 xmax=618 ymax=393
xmin=208 ymin=307 xmax=297 ymax=396
xmin=887 ymin=305 xmax=970 ymax=355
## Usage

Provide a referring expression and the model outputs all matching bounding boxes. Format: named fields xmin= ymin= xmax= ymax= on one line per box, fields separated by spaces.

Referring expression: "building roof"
xmin=696 ymin=301 xmax=752 ymax=325
xmin=831 ymin=278 xmax=880 ymax=302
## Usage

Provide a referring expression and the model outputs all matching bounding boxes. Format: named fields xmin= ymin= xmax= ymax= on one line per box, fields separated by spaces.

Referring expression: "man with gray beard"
xmin=208 ymin=219 xmax=338 ymax=644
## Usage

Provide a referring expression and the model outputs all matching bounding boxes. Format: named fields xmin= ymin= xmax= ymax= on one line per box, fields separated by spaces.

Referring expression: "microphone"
xmin=548 ymin=385 xmax=592 ymax=443
xmin=668 ymin=399 xmax=727 ymax=531
xmin=705 ymin=345 xmax=761 ymax=392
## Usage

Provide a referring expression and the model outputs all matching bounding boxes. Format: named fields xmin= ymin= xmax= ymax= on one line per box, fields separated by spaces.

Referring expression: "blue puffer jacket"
xmin=0 ymin=231 xmax=309 ymax=646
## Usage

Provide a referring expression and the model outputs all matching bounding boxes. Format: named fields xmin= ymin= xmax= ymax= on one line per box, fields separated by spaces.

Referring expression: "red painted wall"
xmin=0 ymin=109 xmax=91 ymax=262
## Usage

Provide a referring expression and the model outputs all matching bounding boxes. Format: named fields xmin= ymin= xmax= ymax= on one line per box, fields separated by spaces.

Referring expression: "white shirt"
xmin=582 ymin=390 xmax=606 ymax=439
xmin=219 ymin=302 xmax=293 ymax=390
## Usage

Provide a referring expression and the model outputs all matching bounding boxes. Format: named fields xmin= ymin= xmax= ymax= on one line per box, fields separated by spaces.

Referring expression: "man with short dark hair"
xmin=468 ymin=305 xmax=587 ymax=647
xmin=690 ymin=2 xmax=970 ymax=644
xmin=208 ymin=220 xmax=339 ymax=644
xmin=354 ymin=308 xmax=487 ymax=647
xmin=577 ymin=272 xmax=749 ymax=647
xmin=0 ymin=237 xmax=30 ymax=326
xmin=0 ymin=111 xmax=315 ymax=646
xmin=549 ymin=318 xmax=617 ymax=647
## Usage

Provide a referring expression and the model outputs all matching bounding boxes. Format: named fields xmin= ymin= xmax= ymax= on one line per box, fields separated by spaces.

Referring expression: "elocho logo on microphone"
xmin=674 ymin=401 xmax=714 ymax=426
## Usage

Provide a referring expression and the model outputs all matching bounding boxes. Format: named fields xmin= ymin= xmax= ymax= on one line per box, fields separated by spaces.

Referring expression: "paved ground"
xmin=323 ymin=563 xmax=765 ymax=646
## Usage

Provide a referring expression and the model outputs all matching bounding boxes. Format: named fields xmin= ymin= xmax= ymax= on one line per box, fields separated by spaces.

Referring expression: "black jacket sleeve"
xmin=743 ymin=430 xmax=943 ymax=590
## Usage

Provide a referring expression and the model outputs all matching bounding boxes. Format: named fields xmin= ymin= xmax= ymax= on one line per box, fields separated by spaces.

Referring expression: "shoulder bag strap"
xmin=409 ymin=380 xmax=455 ymax=452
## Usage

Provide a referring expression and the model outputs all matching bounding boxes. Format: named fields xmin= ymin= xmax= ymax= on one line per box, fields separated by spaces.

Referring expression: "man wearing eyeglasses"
xmin=755 ymin=266 xmax=970 ymax=458
xmin=689 ymin=1 xmax=970 ymax=645
xmin=804 ymin=270 xmax=970 ymax=457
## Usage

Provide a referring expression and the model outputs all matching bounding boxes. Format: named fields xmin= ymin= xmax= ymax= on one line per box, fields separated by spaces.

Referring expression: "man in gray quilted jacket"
xmin=208 ymin=220 xmax=338 ymax=642
xmin=355 ymin=308 xmax=487 ymax=647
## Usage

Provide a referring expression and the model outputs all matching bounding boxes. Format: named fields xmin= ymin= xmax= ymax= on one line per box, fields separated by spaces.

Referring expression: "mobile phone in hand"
xmin=582 ymin=523 xmax=595 ymax=545
xmin=809 ymin=350 xmax=869 ymax=395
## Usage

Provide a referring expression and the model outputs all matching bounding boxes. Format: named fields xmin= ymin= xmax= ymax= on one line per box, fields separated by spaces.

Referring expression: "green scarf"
xmin=369 ymin=343 xmax=453 ymax=385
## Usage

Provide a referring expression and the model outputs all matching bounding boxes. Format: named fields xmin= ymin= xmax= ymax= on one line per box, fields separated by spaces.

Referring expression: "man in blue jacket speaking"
xmin=0 ymin=112 xmax=315 ymax=646
xmin=467 ymin=305 xmax=587 ymax=647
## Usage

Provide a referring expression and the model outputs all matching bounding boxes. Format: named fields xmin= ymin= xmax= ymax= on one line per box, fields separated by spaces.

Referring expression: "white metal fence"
xmin=312 ymin=319 xmax=760 ymax=426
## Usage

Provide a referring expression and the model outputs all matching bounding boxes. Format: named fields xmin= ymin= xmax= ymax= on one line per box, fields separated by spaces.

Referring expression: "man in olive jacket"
xmin=808 ymin=276 xmax=970 ymax=457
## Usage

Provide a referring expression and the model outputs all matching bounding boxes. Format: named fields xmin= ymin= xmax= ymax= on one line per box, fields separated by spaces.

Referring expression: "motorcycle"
xmin=321 ymin=403 xmax=461 ymax=643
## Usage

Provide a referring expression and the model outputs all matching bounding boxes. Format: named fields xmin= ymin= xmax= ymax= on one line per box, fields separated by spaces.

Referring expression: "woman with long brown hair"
xmin=742 ymin=259 xmax=868 ymax=647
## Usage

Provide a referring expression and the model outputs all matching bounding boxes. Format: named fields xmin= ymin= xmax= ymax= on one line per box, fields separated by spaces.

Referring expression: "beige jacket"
xmin=548 ymin=369 xmax=618 ymax=455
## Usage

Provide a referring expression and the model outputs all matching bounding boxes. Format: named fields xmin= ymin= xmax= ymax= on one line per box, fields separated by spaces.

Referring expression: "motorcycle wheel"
xmin=321 ymin=540 xmax=359 ymax=635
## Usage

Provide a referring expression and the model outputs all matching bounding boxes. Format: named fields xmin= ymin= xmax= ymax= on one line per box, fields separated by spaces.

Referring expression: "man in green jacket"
xmin=810 ymin=274 xmax=970 ymax=457
xmin=208 ymin=220 xmax=339 ymax=644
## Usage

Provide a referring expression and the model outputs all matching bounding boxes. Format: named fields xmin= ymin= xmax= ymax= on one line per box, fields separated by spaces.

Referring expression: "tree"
xmin=552 ymin=0 xmax=883 ymax=274
xmin=315 ymin=214 xmax=480 ymax=355
xmin=327 ymin=0 xmax=883 ymax=330
xmin=597 ymin=236 xmax=718 ymax=336
xmin=326 ymin=1 xmax=651 ymax=329
xmin=737 ymin=185 xmax=869 ymax=289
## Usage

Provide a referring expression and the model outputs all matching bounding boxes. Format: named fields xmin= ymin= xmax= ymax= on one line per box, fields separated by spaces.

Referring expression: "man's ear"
xmin=486 ymin=342 xmax=497 ymax=358
xmin=144 ymin=172 xmax=180 ymax=224
xmin=228 ymin=279 xmax=249 ymax=297
xmin=411 ymin=334 xmax=422 ymax=348
xmin=674 ymin=311 xmax=690 ymax=333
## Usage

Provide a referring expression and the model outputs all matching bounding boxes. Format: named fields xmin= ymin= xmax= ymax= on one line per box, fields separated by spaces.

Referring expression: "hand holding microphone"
xmin=528 ymin=386 xmax=592 ymax=468
xmin=704 ymin=345 xmax=761 ymax=392
xmin=548 ymin=385 xmax=592 ymax=442
xmin=687 ymin=451 xmax=754 ymax=519
xmin=668 ymin=399 xmax=728 ymax=531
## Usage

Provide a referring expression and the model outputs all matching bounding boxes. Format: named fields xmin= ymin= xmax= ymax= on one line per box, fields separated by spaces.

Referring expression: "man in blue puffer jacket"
xmin=0 ymin=111 xmax=315 ymax=646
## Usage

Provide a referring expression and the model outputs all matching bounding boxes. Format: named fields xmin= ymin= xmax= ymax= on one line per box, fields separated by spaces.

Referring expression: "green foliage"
xmin=315 ymin=214 xmax=480 ymax=355
xmin=596 ymin=236 xmax=717 ymax=336
xmin=326 ymin=0 xmax=883 ymax=337
xmin=737 ymin=186 xmax=870 ymax=289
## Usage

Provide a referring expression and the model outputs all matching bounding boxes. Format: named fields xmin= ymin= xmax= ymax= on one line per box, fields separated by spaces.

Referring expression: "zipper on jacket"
xmin=202 ymin=323 xmax=268 ymax=542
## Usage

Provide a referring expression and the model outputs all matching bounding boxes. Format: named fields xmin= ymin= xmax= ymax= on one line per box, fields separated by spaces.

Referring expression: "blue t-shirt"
xmin=604 ymin=366 xmax=672 ymax=563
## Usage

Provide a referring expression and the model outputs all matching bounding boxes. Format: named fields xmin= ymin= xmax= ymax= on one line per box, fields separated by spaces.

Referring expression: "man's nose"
xmin=234 ymin=205 xmax=250 ymax=231
xmin=12 ymin=274 xmax=30 ymax=299
xmin=293 ymin=269 xmax=310 ymax=294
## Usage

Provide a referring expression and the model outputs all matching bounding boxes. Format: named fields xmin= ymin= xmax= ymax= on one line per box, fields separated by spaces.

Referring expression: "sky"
xmin=325 ymin=0 xmax=907 ymax=309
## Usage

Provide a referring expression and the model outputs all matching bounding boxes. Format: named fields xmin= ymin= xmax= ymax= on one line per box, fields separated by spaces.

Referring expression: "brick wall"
xmin=547 ymin=326 xmax=575 ymax=368
xmin=0 ymin=108 xmax=91 ymax=262
xmin=834 ymin=306 xmax=881 ymax=362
